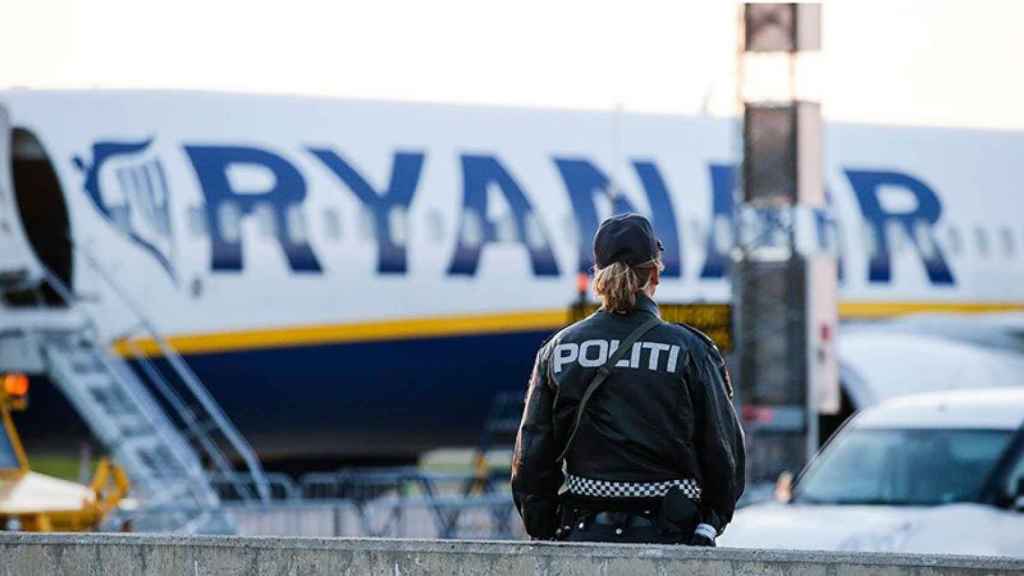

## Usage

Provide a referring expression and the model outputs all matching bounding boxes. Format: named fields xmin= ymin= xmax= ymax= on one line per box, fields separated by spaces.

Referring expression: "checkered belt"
xmin=565 ymin=474 xmax=702 ymax=500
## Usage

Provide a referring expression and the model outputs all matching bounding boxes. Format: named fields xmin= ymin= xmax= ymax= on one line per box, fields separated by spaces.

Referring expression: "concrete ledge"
xmin=1 ymin=533 xmax=1022 ymax=576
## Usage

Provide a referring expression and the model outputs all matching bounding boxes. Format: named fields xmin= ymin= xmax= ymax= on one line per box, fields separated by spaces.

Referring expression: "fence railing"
xmin=226 ymin=495 xmax=520 ymax=540
xmin=210 ymin=468 xmax=519 ymax=539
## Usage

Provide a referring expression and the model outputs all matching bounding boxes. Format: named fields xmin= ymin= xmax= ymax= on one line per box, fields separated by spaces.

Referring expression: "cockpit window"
xmin=794 ymin=428 xmax=1012 ymax=506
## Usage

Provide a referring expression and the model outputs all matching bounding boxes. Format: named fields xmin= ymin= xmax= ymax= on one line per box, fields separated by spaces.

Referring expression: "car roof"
xmin=854 ymin=387 xmax=1024 ymax=431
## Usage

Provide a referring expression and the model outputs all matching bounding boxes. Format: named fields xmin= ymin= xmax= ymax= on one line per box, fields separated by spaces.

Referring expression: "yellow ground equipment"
xmin=0 ymin=373 xmax=130 ymax=531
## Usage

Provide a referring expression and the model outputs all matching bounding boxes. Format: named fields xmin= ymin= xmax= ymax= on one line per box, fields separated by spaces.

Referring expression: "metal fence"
xmin=226 ymin=495 xmax=522 ymax=539
xmin=210 ymin=468 xmax=522 ymax=539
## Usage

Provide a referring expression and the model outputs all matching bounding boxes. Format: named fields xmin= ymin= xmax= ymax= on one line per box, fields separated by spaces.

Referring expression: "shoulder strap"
xmin=555 ymin=316 xmax=662 ymax=464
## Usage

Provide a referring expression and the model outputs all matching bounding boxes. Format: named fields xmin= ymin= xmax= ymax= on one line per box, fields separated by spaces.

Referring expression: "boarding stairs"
xmin=0 ymin=255 xmax=270 ymax=534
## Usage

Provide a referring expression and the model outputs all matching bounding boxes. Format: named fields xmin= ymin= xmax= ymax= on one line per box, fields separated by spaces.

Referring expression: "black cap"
xmin=593 ymin=213 xmax=663 ymax=269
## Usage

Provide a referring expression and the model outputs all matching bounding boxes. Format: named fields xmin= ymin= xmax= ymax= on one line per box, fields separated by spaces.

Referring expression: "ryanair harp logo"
xmin=73 ymin=138 xmax=178 ymax=284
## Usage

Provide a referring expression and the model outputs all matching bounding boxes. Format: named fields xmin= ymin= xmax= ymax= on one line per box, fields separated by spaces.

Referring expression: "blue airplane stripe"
xmin=137 ymin=328 xmax=553 ymax=457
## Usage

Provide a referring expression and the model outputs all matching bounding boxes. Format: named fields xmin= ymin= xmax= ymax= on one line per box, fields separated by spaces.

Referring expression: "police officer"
xmin=511 ymin=213 xmax=745 ymax=545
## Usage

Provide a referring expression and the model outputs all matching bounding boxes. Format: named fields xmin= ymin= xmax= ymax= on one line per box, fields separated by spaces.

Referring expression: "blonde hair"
xmin=593 ymin=258 xmax=664 ymax=314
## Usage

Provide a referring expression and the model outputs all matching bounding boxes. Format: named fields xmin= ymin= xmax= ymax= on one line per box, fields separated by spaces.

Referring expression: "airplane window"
xmin=863 ymin=223 xmax=879 ymax=258
xmin=358 ymin=208 xmax=375 ymax=241
xmin=1000 ymin=227 xmax=1015 ymax=258
xmin=886 ymin=221 xmax=904 ymax=254
xmin=188 ymin=206 xmax=208 ymax=237
xmin=286 ymin=205 xmax=308 ymax=244
xmin=945 ymin=226 xmax=962 ymax=256
xmin=110 ymin=205 xmax=132 ymax=234
xmin=524 ymin=214 xmax=546 ymax=250
xmin=713 ymin=215 xmax=733 ymax=254
xmin=914 ymin=219 xmax=937 ymax=260
xmin=494 ymin=214 xmax=517 ymax=243
xmin=690 ymin=219 xmax=705 ymax=249
xmin=323 ymin=208 xmax=342 ymax=241
xmin=426 ymin=210 xmax=445 ymax=244
xmin=217 ymin=202 xmax=241 ymax=242
xmin=975 ymin=227 xmax=990 ymax=259
xmin=254 ymin=203 xmax=276 ymax=239
xmin=561 ymin=214 xmax=577 ymax=244
xmin=388 ymin=207 xmax=408 ymax=246
xmin=460 ymin=210 xmax=483 ymax=247
xmin=833 ymin=221 xmax=847 ymax=260
xmin=815 ymin=218 xmax=834 ymax=254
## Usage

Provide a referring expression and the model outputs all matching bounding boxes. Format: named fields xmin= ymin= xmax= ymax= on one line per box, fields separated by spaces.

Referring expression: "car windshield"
xmin=794 ymin=428 xmax=1013 ymax=506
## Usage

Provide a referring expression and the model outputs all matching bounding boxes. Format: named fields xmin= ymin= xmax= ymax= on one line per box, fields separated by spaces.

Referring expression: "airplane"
xmin=1 ymin=89 xmax=1023 ymax=466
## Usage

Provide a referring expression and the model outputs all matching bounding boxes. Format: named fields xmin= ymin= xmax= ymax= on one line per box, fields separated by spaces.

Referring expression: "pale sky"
xmin=3 ymin=0 xmax=1024 ymax=130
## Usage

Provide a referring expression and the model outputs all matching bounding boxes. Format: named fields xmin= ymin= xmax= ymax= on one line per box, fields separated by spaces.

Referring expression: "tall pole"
xmin=734 ymin=3 xmax=838 ymax=484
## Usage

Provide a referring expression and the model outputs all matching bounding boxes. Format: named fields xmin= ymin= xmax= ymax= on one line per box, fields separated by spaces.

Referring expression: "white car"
xmin=721 ymin=388 xmax=1024 ymax=557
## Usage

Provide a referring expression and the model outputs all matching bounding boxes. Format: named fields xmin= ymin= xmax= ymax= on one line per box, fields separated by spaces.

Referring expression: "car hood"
xmin=719 ymin=502 xmax=1021 ymax=557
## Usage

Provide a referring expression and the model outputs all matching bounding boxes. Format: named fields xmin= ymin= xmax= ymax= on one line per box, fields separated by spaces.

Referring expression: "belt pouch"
xmin=656 ymin=486 xmax=699 ymax=537
xmin=555 ymin=503 xmax=581 ymax=540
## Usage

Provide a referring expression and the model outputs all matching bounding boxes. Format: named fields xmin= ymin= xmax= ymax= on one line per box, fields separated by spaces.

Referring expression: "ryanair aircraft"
xmin=1 ymin=90 xmax=1022 ymax=462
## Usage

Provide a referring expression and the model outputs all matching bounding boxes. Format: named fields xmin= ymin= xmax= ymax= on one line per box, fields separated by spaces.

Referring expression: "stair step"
xmin=87 ymin=386 xmax=139 ymax=416
xmin=35 ymin=326 xmax=254 ymax=533
xmin=112 ymin=414 xmax=151 ymax=434
xmin=69 ymin=359 xmax=106 ymax=374
xmin=143 ymin=483 xmax=197 ymax=505
xmin=76 ymin=373 xmax=115 ymax=389
xmin=129 ymin=441 xmax=193 ymax=476
xmin=49 ymin=349 xmax=106 ymax=375
xmin=184 ymin=419 xmax=219 ymax=441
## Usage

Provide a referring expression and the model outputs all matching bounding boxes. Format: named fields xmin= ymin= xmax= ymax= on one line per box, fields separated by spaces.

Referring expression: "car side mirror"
xmin=1014 ymin=478 xmax=1024 ymax=512
xmin=774 ymin=471 xmax=793 ymax=503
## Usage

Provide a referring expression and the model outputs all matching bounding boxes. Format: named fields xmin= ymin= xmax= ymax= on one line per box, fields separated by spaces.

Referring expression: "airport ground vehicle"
xmin=720 ymin=388 xmax=1024 ymax=557
xmin=0 ymin=373 xmax=129 ymax=531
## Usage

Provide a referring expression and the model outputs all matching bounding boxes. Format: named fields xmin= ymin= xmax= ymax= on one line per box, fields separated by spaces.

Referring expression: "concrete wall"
xmin=1 ymin=533 xmax=1022 ymax=576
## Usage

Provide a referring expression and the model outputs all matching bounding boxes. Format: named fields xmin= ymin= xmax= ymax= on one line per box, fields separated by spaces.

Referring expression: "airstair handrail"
xmin=74 ymin=245 xmax=271 ymax=503
xmin=36 ymin=266 xmax=224 ymax=513
xmin=52 ymin=244 xmax=271 ymax=503
xmin=121 ymin=337 xmax=257 ymax=502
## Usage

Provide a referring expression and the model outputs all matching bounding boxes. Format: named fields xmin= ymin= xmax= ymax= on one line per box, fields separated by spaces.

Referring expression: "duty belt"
xmin=566 ymin=474 xmax=702 ymax=500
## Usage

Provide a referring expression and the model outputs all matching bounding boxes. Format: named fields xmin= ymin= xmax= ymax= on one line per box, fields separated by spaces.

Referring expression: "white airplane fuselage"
xmin=1 ymin=90 xmax=1022 ymax=460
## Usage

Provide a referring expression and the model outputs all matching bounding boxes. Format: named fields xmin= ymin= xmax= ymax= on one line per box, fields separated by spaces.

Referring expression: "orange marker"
xmin=3 ymin=373 xmax=29 ymax=397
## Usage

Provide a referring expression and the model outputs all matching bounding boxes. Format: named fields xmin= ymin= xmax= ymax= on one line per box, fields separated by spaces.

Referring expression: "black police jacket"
xmin=511 ymin=294 xmax=746 ymax=539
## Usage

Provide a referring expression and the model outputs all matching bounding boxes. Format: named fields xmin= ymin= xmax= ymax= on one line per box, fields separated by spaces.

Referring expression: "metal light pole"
xmin=733 ymin=3 xmax=839 ymax=484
